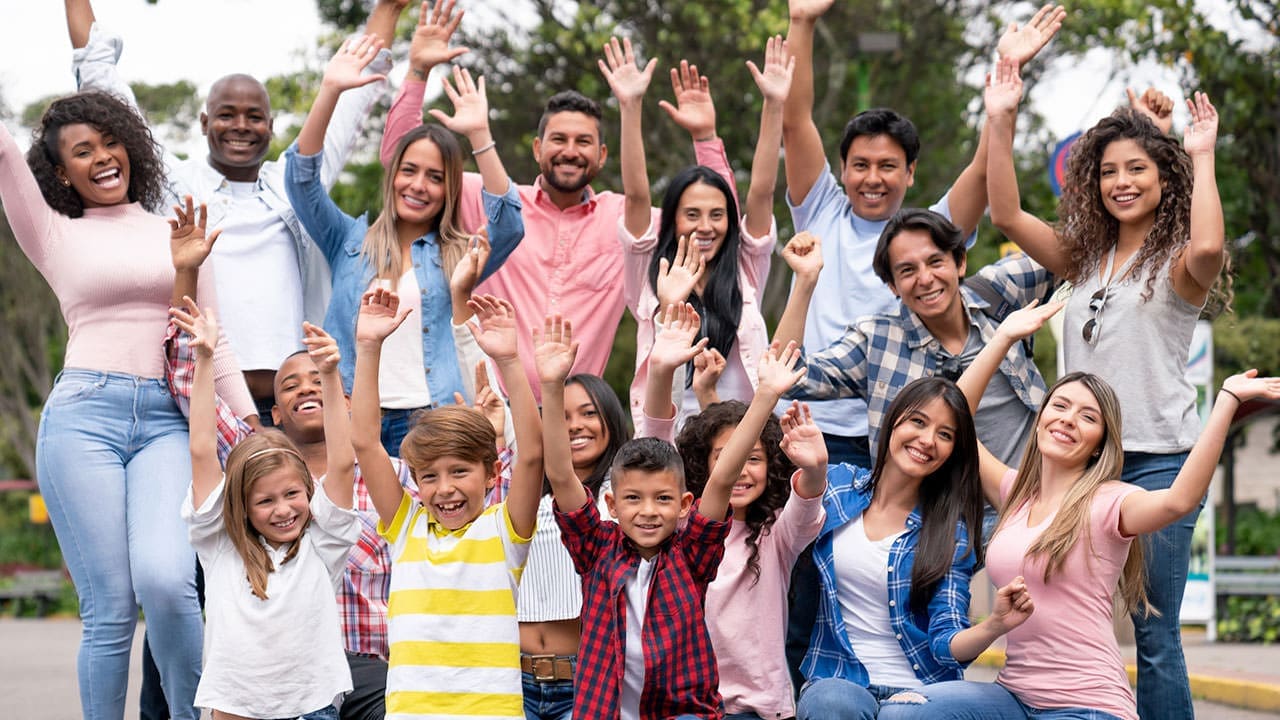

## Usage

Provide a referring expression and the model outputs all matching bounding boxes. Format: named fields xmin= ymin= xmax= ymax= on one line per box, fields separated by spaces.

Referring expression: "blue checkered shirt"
xmin=785 ymin=253 xmax=1053 ymax=452
xmin=802 ymin=463 xmax=977 ymax=686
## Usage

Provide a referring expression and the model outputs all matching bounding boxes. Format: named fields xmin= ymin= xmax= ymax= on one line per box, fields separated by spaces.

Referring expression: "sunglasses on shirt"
xmin=1082 ymin=287 xmax=1108 ymax=345
xmin=934 ymin=353 xmax=969 ymax=382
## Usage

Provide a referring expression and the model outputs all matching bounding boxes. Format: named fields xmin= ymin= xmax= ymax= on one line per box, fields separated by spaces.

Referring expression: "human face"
xmin=414 ymin=455 xmax=499 ymax=531
xmin=565 ymin=383 xmax=609 ymax=478
xmin=247 ymin=466 xmax=312 ymax=549
xmin=884 ymin=396 xmax=958 ymax=481
xmin=201 ymin=75 xmax=273 ymax=181
xmin=675 ymin=182 xmax=730 ymax=260
xmin=886 ymin=228 xmax=966 ymax=324
xmin=605 ymin=469 xmax=693 ymax=559
xmin=1036 ymin=381 xmax=1106 ymax=470
xmin=534 ymin=111 xmax=606 ymax=196
xmin=272 ymin=353 xmax=329 ymax=444
xmin=393 ymin=138 xmax=447 ymax=235
xmin=1098 ymin=138 xmax=1163 ymax=228
xmin=709 ymin=428 xmax=768 ymax=520
xmin=842 ymin=133 xmax=916 ymax=220
xmin=55 ymin=123 xmax=131 ymax=209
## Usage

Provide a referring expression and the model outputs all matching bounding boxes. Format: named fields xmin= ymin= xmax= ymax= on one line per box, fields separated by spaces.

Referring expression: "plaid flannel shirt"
xmin=164 ymin=323 xmax=252 ymax=463
xmin=555 ymin=494 xmax=729 ymax=720
xmin=784 ymin=253 xmax=1053 ymax=451
xmin=802 ymin=463 xmax=976 ymax=686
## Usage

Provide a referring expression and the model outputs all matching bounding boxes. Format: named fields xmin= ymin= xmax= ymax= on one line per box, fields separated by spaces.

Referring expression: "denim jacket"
xmin=284 ymin=143 xmax=523 ymax=403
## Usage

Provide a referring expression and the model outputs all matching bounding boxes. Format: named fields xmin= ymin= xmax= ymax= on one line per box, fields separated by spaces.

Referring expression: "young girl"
xmin=603 ymin=35 xmax=792 ymax=427
xmin=285 ymin=32 xmax=523 ymax=455
xmin=985 ymin=59 xmax=1228 ymax=718
xmin=350 ymin=288 xmax=543 ymax=720
xmin=173 ymin=294 xmax=358 ymax=720
xmin=881 ymin=304 xmax=1280 ymax=720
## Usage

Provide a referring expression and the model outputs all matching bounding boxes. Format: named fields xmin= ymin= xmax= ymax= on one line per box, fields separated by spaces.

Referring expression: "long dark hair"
xmin=551 ymin=374 xmax=632 ymax=498
xmin=677 ymin=400 xmax=793 ymax=585
xmin=871 ymin=377 xmax=982 ymax=614
xmin=26 ymin=91 xmax=167 ymax=217
xmin=647 ymin=166 xmax=743 ymax=383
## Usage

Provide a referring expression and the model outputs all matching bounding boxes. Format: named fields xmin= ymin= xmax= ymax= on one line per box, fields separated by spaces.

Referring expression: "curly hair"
xmin=1057 ymin=106 xmax=1231 ymax=311
xmin=25 ymin=91 xmax=167 ymax=218
xmin=676 ymin=400 xmax=794 ymax=586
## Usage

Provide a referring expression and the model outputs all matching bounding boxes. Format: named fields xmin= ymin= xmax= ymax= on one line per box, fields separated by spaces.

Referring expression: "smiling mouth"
xmin=569 ymin=437 xmax=593 ymax=450
xmin=1049 ymin=429 xmax=1076 ymax=445
xmin=1111 ymin=193 xmax=1138 ymax=204
xmin=917 ymin=288 xmax=945 ymax=304
xmin=271 ymin=516 xmax=298 ymax=531
xmin=434 ymin=500 xmax=467 ymax=520
xmin=224 ymin=138 xmax=257 ymax=150
xmin=293 ymin=399 xmax=322 ymax=414
xmin=401 ymin=195 xmax=431 ymax=210
xmin=905 ymin=446 xmax=933 ymax=464
xmin=860 ymin=191 xmax=886 ymax=202
xmin=91 ymin=168 xmax=123 ymax=188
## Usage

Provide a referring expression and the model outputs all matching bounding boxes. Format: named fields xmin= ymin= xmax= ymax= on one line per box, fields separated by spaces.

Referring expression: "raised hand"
xmin=756 ymin=340 xmax=805 ymax=399
xmin=779 ymin=400 xmax=827 ymax=470
xmin=657 ymin=60 xmax=717 ymax=141
xmin=788 ymin=0 xmax=835 ymax=21
xmin=454 ymin=361 xmax=506 ymax=438
xmin=1126 ymin=87 xmax=1175 ymax=136
xmin=781 ymin=231 xmax=823 ymax=280
xmin=169 ymin=296 xmax=218 ymax=359
xmin=449 ymin=228 xmax=492 ymax=299
xmin=994 ymin=298 xmax=1064 ymax=343
xmin=356 ymin=287 xmax=413 ymax=345
xmin=1183 ymin=91 xmax=1219 ymax=157
xmin=650 ymin=303 xmax=708 ymax=372
xmin=746 ymin=35 xmax=795 ymax=105
xmin=320 ymin=34 xmax=387 ymax=93
xmin=989 ymin=576 xmax=1035 ymax=633
xmin=428 ymin=66 xmax=491 ymax=139
xmin=984 ymin=56 xmax=1023 ymax=120
xmin=409 ymin=0 xmax=469 ymax=76
xmin=302 ymin=322 xmax=342 ymax=374
xmin=692 ymin=348 xmax=726 ymax=399
xmin=466 ymin=294 xmax=519 ymax=362
xmin=1221 ymin=369 xmax=1280 ymax=404
xmin=656 ymin=234 xmax=706 ymax=307
xmin=598 ymin=36 xmax=657 ymax=108
xmin=996 ymin=4 xmax=1065 ymax=69
xmin=169 ymin=195 xmax=221 ymax=272
xmin=533 ymin=314 xmax=580 ymax=385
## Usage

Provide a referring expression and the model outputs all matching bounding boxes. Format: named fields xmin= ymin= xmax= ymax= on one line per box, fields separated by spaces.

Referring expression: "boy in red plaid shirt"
xmin=534 ymin=307 xmax=806 ymax=720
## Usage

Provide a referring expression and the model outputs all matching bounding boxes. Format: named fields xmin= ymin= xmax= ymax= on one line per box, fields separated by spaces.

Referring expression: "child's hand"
xmin=409 ymin=0 xmax=469 ymax=76
xmin=1126 ymin=86 xmax=1175 ymax=136
xmin=781 ymin=231 xmax=823 ymax=279
xmin=302 ymin=322 xmax=341 ymax=374
xmin=599 ymin=36 xmax=656 ymax=108
xmin=995 ymin=4 xmax=1065 ymax=69
xmin=746 ymin=35 xmax=794 ymax=106
xmin=779 ymin=400 xmax=827 ymax=470
xmin=657 ymin=60 xmax=716 ymax=140
xmin=692 ymin=348 xmax=726 ymax=398
xmin=169 ymin=295 xmax=218 ymax=359
xmin=169 ymin=196 xmax=220 ymax=272
xmin=533 ymin=314 xmax=580 ymax=385
xmin=356 ymin=287 xmax=413 ymax=345
xmin=994 ymin=298 xmax=1063 ymax=344
xmin=449 ymin=228 xmax=492 ymax=300
xmin=989 ymin=575 xmax=1035 ymax=634
xmin=983 ymin=56 xmax=1023 ymax=120
xmin=1183 ymin=91 xmax=1219 ymax=157
xmin=650 ymin=303 xmax=709 ymax=372
xmin=755 ymin=340 xmax=805 ymax=399
xmin=453 ymin=361 xmax=506 ymax=442
xmin=655 ymin=234 xmax=705 ymax=308
xmin=428 ymin=66 xmax=492 ymax=141
xmin=466 ymin=294 xmax=519 ymax=362
xmin=320 ymin=34 xmax=387 ymax=93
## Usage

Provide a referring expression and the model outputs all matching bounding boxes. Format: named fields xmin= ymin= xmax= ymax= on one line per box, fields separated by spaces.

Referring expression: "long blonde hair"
xmin=364 ymin=125 xmax=471 ymax=283
xmin=997 ymin=372 xmax=1153 ymax=616
xmin=222 ymin=430 xmax=314 ymax=601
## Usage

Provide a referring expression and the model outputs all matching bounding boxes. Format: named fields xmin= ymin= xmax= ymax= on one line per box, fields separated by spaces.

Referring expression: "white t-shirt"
xmin=374 ymin=272 xmax=433 ymax=409
xmin=620 ymin=557 xmax=656 ymax=720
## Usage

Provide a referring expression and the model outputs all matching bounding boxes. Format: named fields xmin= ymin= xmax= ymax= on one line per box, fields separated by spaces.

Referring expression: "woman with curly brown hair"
xmin=983 ymin=55 xmax=1228 ymax=719
xmin=2 ymin=90 xmax=253 ymax=720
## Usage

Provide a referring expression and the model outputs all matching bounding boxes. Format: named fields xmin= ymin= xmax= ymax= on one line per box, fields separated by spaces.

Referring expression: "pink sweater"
xmin=1 ymin=123 xmax=253 ymax=416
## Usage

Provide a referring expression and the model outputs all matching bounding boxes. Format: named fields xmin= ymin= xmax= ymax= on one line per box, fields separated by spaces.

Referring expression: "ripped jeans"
xmin=875 ymin=680 xmax=1126 ymax=719
xmin=796 ymin=677 xmax=912 ymax=719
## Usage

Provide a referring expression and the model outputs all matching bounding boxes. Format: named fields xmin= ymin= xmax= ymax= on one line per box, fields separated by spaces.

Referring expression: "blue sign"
xmin=1049 ymin=131 xmax=1082 ymax=197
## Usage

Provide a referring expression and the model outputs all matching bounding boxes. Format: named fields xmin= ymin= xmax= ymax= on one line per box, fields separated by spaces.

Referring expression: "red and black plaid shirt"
xmin=555 ymin=495 xmax=729 ymax=720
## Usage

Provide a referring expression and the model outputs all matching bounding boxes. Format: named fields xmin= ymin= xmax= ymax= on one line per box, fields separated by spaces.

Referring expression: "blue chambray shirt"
xmin=802 ymin=463 xmax=976 ymax=687
xmin=284 ymin=143 xmax=523 ymax=403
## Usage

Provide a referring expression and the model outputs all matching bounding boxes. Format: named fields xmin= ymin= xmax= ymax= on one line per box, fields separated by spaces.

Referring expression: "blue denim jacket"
xmin=802 ymin=463 xmax=976 ymax=687
xmin=284 ymin=143 xmax=523 ymax=403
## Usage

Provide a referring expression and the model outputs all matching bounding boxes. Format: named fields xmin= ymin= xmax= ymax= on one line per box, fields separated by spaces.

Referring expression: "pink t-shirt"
xmin=989 ymin=469 xmax=1141 ymax=720
xmin=706 ymin=481 xmax=824 ymax=719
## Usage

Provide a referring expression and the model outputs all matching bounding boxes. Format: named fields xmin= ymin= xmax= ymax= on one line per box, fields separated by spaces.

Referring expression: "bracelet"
xmin=1220 ymin=387 xmax=1243 ymax=405
xmin=471 ymin=140 xmax=496 ymax=156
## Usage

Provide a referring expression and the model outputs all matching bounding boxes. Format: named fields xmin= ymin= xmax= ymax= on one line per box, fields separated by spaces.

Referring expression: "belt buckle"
xmin=529 ymin=653 xmax=558 ymax=682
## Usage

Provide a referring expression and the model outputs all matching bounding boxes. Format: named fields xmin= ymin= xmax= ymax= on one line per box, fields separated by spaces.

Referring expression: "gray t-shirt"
xmin=945 ymin=326 xmax=1034 ymax=466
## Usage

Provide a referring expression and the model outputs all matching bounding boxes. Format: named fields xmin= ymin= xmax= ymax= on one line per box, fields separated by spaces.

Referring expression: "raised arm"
xmin=699 ymin=342 xmax=804 ymax=521
xmin=428 ymin=67 xmax=509 ymax=195
xmin=1173 ymin=92 xmax=1225 ymax=304
xmin=1120 ymin=371 xmax=1280 ymax=536
xmin=600 ymin=37 xmax=658 ymax=238
xmin=168 ymin=196 xmax=220 ymax=307
xmin=65 ymin=0 xmax=94 ymax=49
xmin=351 ymin=289 xmax=415 ymax=524
xmin=782 ymin=0 xmax=835 ymax=205
xmin=170 ymin=299 xmax=221 ymax=509
xmin=466 ymin=295 xmax=543 ymax=538
xmin=643 ymin=303 xmax=709 ymax=428
xmin=303 ymin=323 xmax=354 ymax=509
xmin=365 ymin=0 xmax=411 ymax=47
xmin=956 ymin=299 xmax=1062 ymax=506
xmin=743 ymin=35 xmax=794 ymax=238
xmin=535 ymin=315 xmax=589 ymax=510
xmin=778 ymin=401 xmax=828 ymax=500
xmin=771 ymin=231 xmax=823 ymax=348
xmin=297 ymin=35 xmax=387 ymax=157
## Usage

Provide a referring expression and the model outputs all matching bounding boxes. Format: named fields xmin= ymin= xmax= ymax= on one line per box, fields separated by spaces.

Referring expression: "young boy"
xmin=350 ymin=289 xmax=543 ymax=720
xmin=533 ymin=309 xmax=805 ymax=720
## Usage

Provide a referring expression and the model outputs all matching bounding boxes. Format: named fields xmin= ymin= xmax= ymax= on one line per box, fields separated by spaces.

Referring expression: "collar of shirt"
xmin=895 ymin=285 xmax=993 ymax=352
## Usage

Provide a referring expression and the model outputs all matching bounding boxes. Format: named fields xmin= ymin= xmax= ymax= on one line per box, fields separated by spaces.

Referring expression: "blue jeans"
xmin=36 ymin=370 xmax=202 ymax=720
xmin=381 ymin=406 xmax=425 ymax=457
xmin=1123 ymin=450 xmax=1196 ymax=720
xmin=797 ymin=677 xmax=909 ymax=719
xmin=521 ymin=672 xmax=574 ymax=720
xmin=876 ymin=680 xmax=1124 ymax=719
xmin=724 ymin=713 xmax=767 ymax=720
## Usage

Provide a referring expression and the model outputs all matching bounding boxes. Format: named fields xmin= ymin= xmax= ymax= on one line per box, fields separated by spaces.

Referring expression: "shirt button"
xmin=422 ymin=325 xmax=430 ymax=333
xmin=912 ymin=664 xmax=920 ymax=670
xmin=888 ymin=600 xmax=896 ymax=607
xmin=424 ymin=368 xmax=431 ymax=375
xmin=896 ymin=633 xmax=903 ymax=639
xmin=887 ymin=566 xmax=893 ymax=572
